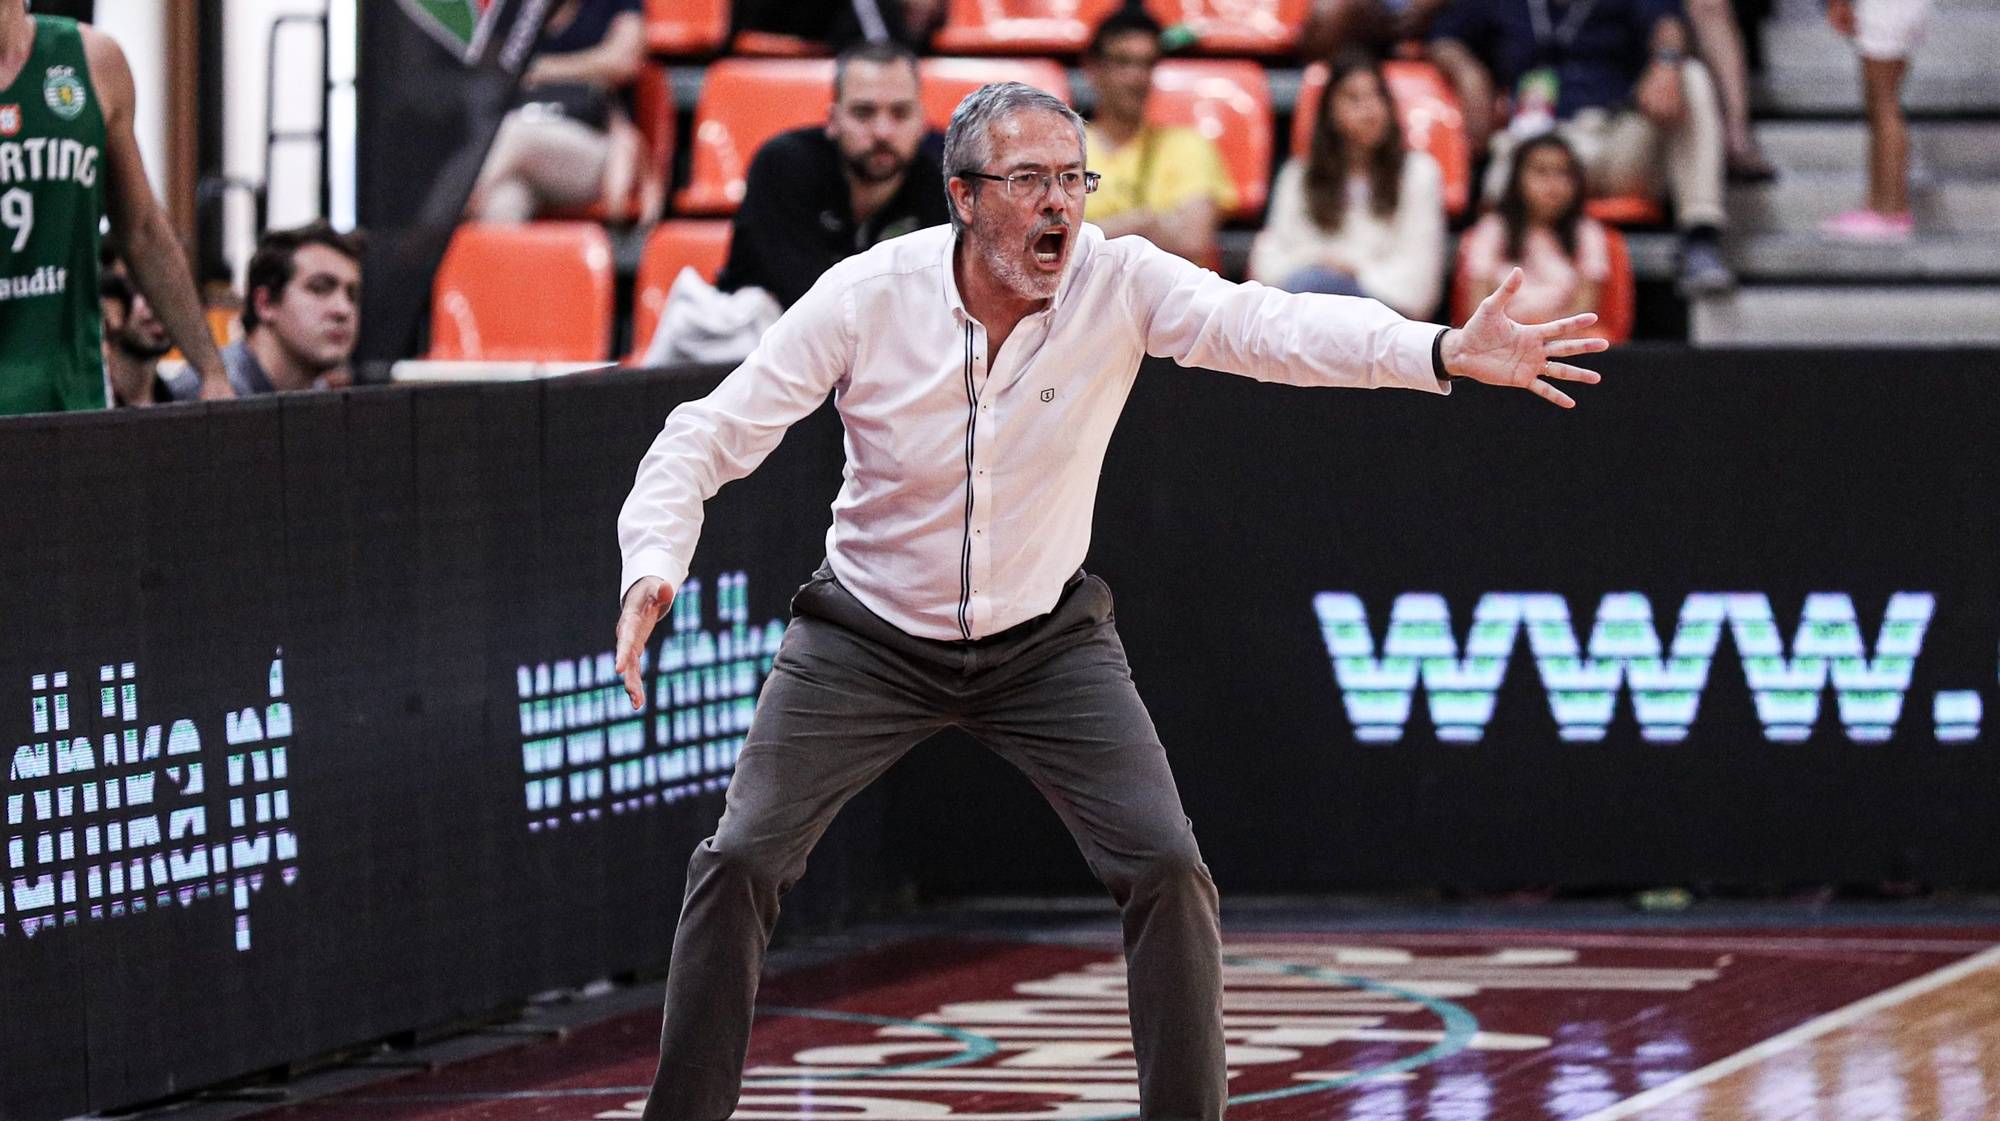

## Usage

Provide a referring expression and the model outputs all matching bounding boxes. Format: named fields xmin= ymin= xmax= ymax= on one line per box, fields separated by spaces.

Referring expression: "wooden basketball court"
xmin=214 ymin=915 xmax=2000 ymax=1121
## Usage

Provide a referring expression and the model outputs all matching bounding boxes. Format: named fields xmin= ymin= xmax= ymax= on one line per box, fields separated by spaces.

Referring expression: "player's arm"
xmin=83 ymin=25 xmax=230 ymax=398
xmin=614 ymin=263 xmax=854 ymax=706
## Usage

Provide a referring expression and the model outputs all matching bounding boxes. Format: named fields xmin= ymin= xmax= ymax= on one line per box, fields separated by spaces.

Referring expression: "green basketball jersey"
xmin=0 ymin=16 xmax=108 ymax=416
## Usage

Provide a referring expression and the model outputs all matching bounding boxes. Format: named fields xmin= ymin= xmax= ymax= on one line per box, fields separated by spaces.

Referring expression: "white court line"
xmin=1573 ymin=942 xmax=2000 ymax=1121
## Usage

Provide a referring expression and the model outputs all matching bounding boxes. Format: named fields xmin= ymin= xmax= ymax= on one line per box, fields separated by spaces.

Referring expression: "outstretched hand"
xmin=1442 ymin=268 xmax=1610 ymax=408
xmin=614 ymin=576 xmax=675 ymax=710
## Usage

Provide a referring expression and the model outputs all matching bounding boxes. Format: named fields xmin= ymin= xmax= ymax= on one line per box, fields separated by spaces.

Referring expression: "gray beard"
xmin=979 ymin=237 xmax=1060 ymax=300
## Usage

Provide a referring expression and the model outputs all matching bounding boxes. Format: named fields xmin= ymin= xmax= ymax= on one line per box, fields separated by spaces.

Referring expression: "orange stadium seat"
xmin=1147 ymin=0 xmax=1311 ymax=55
xmin=1294 ymin=60 xmax=1472 ymax=218
xmin=677 ymin=59 xmax=837 ymax=215
xmin=430 ymin=223 xmax=615 ymax=362
xmin=628 ymin=220 xmax=734 ymax=364
xmin=1585 ymin=195 xmax=1667 ymax=226
xmin=935 ymin=0 xmax=1121 ymax=54
xmin=919 ymin=57 xmax=1070 ymax=129
xmin=1147 ymin=60 xmax=1271 ymax=220
xmin=642 ymin=0 xmax=727 ymax=55
xmin=1450 ymin=224 xmax=1633 ymax=343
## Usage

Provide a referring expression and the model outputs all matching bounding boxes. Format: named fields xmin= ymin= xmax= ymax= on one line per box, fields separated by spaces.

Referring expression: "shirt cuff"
xmin=620 ymin=548 xmax=687 ymax=604
xmin=1390 ymin=318 xmax=1452 ymax=394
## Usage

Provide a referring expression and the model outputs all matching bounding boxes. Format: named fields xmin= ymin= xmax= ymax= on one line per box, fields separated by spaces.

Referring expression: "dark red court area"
xmin=244 ymin=923 xmax=2000 ymax=1121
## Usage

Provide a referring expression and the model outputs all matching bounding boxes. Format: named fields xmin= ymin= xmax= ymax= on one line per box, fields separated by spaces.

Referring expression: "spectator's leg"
xmin=1563 ymin=109 xmax=1654 ymax=200
xmin=1862 ymin=57 xmax=1911 ymax=215
xmin=469 ymin=113 xmax=612 ymax=224
xmin=1279 ymin=266 xmax=1369 ymax=295
xmin=1687 ymin=0 xmax=1775 ymax=180
xmin=1662 ymin=62 xmax=1730 ymax=232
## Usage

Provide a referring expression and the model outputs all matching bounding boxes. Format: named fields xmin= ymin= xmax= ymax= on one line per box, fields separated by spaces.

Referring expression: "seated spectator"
xmin=716 ymin=41 xmax=947 ymax=310
xmin=222 ymin=223 xmax=362 ymax=396
xmin=1081 ymin=6 xmax=1236 ymax=266
xmin=1428 ymin=0 xmax=1735 ymax=296
xmin=1820 ymin=0 xmax=1929 ymax=238
xmin=733 ymin=0 xmax=943 ymax=49
xmin=466 ymin=0 xmax=645 ymax=223
xmin=1248 ymin=51 xmax=1446 ymax=319
xmin=1458 ymin=134 xmax=1611 ymax=322
xmin=100 ymin=257 xmax=200 ymax=407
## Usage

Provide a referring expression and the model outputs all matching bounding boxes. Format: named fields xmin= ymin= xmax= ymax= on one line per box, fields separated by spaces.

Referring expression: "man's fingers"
xmin=614 ymin=609 xmax=650 ymax=711
xmin=1484 ymin=267 xmax=1525 ymax=315
xmin=1544 ymin=336 xmax=1609 ymax=358
xmin=1535 ymin=311 xmax=1599 ymax=339
xmin=1528 ymin=378 xmax=1577 ymax=409
xmin=1544 ymin=361 xmax=1601 ymax=384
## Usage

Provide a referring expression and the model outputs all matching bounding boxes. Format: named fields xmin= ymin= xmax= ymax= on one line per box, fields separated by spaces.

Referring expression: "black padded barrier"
xmin=5 ymin=349 xmax=2000 ymax=1119
xmin=888 ymin=347 xmax=2000 ymax=896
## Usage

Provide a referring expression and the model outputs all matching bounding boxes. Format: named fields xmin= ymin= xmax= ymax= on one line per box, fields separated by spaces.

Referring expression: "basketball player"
xmin=614 ymin=83 xmax=1604 ymax=1121
xmin=0 ymin=0 xmax=229 ymax=415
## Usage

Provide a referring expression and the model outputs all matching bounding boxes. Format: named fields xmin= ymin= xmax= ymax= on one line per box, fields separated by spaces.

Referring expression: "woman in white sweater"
xmin=1248 ymin=52 xmax=1446 ymax=320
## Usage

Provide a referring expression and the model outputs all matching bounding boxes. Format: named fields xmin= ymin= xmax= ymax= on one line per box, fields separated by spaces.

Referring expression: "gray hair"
xmin=940 ymin=82 xmax=1087 ymax=234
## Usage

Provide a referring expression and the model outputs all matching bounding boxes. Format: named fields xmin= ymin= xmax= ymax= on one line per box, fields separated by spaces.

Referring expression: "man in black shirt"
xmin=717 ymin=41 xmax=949 ymax=309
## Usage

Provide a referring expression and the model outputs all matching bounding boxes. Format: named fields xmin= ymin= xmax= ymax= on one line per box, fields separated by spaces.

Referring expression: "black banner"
xmin=889 ymin=347 xmax=2000 ymax=895
xmin=0 ymin=372 xmax=857 ymax=1121
xmin=353 ymin=0 xmax=554 ymax=368
xmin=7 ymin=350 xmax=2000 ymax=1119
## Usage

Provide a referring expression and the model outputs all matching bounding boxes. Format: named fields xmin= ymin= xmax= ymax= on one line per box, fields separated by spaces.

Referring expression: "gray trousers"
xmin=641 ymin=568 xmax=1226 ymax=1121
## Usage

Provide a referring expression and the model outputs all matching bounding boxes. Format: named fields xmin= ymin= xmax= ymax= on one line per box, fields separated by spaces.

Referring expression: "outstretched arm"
xmin=86 ymin=26 xmax=230 ymax=398
xmin=1439 ymin=267 xmax=1608 ymax=408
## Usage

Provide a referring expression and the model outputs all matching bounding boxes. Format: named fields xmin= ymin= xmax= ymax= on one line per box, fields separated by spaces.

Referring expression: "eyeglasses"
xmin=959 ymin=169 xmax=1102 ymax=199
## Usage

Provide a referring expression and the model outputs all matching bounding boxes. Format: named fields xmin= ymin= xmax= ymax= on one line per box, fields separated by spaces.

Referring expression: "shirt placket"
xmin=965 ymin=323 xmax=996 ymax=638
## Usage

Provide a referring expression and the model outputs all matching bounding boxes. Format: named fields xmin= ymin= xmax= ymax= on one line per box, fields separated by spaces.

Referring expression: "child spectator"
xmin=1458 ymin=134 xmax=1610 ymax=322
xmin=1248 ymin=51 xmax=1446 ymax=319
xmin=1821 ymin=0 xmax=1929 ymax=239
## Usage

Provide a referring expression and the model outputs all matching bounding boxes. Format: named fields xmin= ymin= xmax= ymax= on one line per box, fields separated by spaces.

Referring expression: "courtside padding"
xmin=3 ymin=350 xmax=1999 ymax=1119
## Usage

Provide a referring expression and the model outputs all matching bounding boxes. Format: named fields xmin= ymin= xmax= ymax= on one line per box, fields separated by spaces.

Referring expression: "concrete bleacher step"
xmin=1692 ymin=285 xmax=2000 ymax=344
xmin=1753 ymin=121 xmax=2000 ymax=177
xmin=1729 ymin=172 xmax=2000 ymax=232
xmin=1625 ymin=230 xmax=2000 ymax=282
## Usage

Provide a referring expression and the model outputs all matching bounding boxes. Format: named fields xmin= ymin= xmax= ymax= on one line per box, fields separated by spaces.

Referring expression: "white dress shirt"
xmin=620 ymin=222 xmax=1447 ymax=642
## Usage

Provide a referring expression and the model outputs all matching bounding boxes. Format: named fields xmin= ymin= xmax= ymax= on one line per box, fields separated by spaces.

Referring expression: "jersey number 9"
xmin=2 ymin=188 xmax=33 ymax=253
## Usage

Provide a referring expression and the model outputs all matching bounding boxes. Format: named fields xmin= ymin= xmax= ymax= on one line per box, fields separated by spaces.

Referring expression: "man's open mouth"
xmin=1032 ymin=226 xmax=1067 ymax=267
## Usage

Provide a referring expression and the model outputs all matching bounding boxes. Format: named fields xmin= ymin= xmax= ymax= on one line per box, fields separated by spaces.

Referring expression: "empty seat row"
xmin=430 ymin=221 xmax=732 ymax=365
xmin=644 ymin=0 xmax=1315 ymax=58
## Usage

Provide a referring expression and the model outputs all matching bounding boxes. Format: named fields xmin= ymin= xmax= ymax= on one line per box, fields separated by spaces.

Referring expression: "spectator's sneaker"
xmin=1821 ymin=208 xmax=1916 ymax=241
xmin=1676 ymin=238 xmax=1735 ymax=299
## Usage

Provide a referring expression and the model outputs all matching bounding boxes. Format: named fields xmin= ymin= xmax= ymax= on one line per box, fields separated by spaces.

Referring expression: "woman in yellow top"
xmin=1079 ymin=7 xmax=1236 ymax=267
